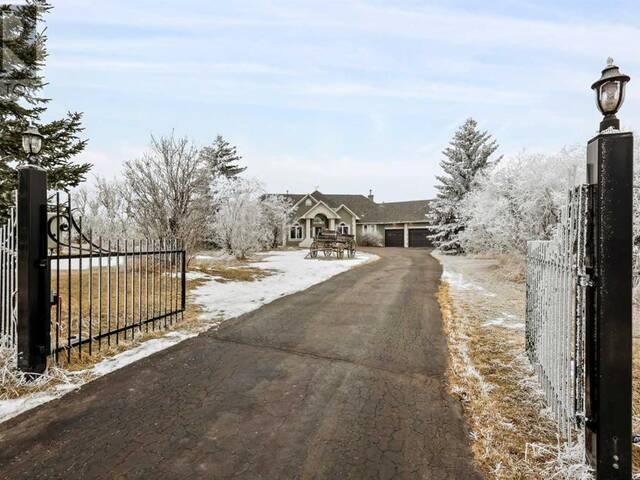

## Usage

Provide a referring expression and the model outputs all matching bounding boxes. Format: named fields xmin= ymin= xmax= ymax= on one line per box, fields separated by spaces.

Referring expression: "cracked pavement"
xmin=0 ymin=247 xmax=481 ymax=479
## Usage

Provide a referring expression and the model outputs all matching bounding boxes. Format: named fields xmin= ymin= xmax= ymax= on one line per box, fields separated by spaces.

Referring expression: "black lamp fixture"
xmin=21 ymin=124 xmax=44 ymax=163
xmin=591 ymin=57 xmax=630 ymax=132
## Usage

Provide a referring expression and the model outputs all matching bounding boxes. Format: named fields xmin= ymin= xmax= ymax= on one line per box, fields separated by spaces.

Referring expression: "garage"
xmin=408 ymin=228 xmax=431 ymax=248
xmin=385 ymin=229 xmax=404 ymax=247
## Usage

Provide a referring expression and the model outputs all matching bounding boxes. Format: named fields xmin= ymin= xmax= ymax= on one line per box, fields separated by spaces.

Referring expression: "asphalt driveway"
xmin=0 ymin=247 xmax=481 ymax=480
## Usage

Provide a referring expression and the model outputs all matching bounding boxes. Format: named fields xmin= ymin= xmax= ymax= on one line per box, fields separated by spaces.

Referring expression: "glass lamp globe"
xmin=591 ymin=58 xmax=630 ymax=117
xmin=21 ymin=125 xmax=44 ymax=155
xmin=599 ymin=81 xmax=622 ymax=114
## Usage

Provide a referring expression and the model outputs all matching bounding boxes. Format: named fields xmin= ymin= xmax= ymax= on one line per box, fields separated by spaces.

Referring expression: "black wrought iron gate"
xmin=8 ymin=165 xmax=187 ymax=371
xmin=47 ymin=191 xmax=186 ymax=363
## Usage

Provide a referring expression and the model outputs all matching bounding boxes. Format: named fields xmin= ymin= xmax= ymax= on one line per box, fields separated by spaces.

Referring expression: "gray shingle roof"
xmin=272 ymin=191 xmax=432 ymax=224
xmin=362 ymin=200 xmax=431 ymax=222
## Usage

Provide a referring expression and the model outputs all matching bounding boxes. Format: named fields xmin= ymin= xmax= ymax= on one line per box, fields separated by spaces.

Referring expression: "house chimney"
xmin=367 ymin=189 xmax=374 ymax=202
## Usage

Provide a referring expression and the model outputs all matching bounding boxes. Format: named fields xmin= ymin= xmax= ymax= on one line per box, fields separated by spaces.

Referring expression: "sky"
xmin=39 ymin=0 xmax=640 ymax=202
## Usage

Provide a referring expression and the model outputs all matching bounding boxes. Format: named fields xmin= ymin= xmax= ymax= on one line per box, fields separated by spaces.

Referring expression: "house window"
xmin=289 ymin=223 xmax=302 ymax=240
xmin=305 ymin=198 xmax=313 ymax=206
xmin=338 ymin=222 xmax=349 ymax=234
xmin=364 ymin=224 xmax=376 ymax=233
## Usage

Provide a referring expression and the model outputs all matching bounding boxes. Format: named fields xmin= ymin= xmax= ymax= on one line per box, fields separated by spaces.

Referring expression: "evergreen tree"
xmin=429 ymin=118 xmax=500 ymax=253
xmin=199 ymin=135 xmax=246 ymax=180
xmin=0 ymin=1 xmax=89 ymax=218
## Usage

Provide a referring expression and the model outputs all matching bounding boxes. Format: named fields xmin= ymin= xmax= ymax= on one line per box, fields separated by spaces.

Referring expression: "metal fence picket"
xmin=526 ymin=185 xmax=590 ymax=439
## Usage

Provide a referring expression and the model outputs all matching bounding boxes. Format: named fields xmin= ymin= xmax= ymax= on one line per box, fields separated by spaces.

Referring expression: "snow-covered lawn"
xmin=192 ymin=249 xmax=377 ymax=325
xmin=0 ymin=249 xmax=377 ymax=423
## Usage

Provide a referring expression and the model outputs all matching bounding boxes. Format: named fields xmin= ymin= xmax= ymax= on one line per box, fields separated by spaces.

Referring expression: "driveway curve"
xmin=0 ymin=247 xmax=481 ymax=480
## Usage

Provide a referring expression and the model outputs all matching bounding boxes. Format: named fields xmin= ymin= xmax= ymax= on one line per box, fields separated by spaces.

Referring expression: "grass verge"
xmin=437 ymin=281 xmax=592 ymax=479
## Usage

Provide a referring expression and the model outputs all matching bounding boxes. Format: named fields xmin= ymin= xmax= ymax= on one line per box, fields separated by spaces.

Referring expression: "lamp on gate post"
xmin=16 ymin=124 xmax=50 ymax=375
xmin=591 ymin=58 xmax=630 ymax=132
xmin=21 ymin=125 xmax=44 ymax=165
xmin=584 ymin=59 xmax=633 ymax=479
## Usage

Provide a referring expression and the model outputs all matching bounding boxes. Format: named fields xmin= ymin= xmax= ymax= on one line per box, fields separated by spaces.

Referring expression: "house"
xmin=274 ymin=190 xmax=433 ymax=248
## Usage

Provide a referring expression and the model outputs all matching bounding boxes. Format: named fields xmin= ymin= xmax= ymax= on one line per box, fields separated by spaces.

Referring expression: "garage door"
xmin=385 ymin=229 xmax=404 ymax=247
xmin=408 ymin=229 xmax=430 ymax=247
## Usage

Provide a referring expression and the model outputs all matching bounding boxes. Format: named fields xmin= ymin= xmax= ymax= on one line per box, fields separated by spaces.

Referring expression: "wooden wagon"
xmin=308 ymin=230 xmax=357 ymax=259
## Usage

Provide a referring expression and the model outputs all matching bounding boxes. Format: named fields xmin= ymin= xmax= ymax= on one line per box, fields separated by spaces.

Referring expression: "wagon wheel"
xmin=336 ymin=246 xmax=345 ymax=259
xmin=348 ymin=242 xmax=356 ymax=258
xmin=310 ymin=241 xmax=318 ymax=258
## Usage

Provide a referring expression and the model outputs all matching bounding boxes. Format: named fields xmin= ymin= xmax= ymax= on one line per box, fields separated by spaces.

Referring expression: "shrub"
xmin=359 ymin=231 xmax=383 ymax=247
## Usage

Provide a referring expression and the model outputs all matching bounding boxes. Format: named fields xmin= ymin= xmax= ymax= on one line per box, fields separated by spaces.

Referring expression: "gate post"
xmin=16 ymin=165 xmax=50 ymax=374
xmin=584 ymin=59 xmax=633 ymax=479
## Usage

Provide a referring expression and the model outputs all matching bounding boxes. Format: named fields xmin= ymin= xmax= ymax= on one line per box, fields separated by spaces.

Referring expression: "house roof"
xmin=270 ymin=190 xmax=432 ymax=224
xmin=362 ymin=200 xmax=431 ymax=223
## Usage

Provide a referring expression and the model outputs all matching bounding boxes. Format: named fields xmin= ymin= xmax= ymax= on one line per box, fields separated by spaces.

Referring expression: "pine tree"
xmin=429 ymin=118 xmax=501 ymax=253
xmin=0 ymin=1 xmax=89 ymax=218
xmin=199 ymin=135 xmax=246 ymax=179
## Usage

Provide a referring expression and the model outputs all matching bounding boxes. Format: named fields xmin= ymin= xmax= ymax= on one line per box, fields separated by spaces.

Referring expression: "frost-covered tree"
xmin=458 ymin=147 xmax=584 ymax=255
xmin=74 ymin=177 xmax=133 ymax=240
xmin=261 ymin=194 xmax=294 ymax=248
xmin=200 ymin=135 xmax=246 ymax=180
xmin=430 ymin=118 xmax=500 ymax=253
xmin=211 ymin=179 xmax=270 ymax=259
xmin=122 ymin=133 xmax=210 ymax=256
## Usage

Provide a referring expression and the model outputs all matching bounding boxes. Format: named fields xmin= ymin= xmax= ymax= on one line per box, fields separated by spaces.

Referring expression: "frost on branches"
xmin=429 ymin=118 xmax=500 ymax=253
xmin=211 ymin=179 xmax=292 ymax=259
xmin=458 ymin=147 xmax=584 ymax=256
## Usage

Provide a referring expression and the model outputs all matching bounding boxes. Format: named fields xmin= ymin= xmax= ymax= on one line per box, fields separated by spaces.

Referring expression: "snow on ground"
xmin=435 ymin=253 xmax=523 ymax=323
xmin=192 ymin=250 xmax=378 ymax=325
xmin=0 ymin=249 xmax=377 ymax=423
xmin=441 ymin=270 xmax=496 ymax=297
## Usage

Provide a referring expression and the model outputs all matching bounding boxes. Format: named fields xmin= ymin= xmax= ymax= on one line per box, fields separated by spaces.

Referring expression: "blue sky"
xmin=41 ymin=0 xmax=640 ymax=201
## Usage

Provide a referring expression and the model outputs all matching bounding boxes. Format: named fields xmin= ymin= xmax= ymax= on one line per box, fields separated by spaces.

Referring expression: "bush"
xmin=457 ymin=147 xmax=584 ymax=256
xmin=359 ymin=231 xmax=383 ymax=247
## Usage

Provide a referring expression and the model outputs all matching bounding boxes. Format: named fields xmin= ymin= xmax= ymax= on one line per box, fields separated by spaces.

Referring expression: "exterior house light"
xmin=591 ymin=57 xmax=630 ymax=132
xmin=21 ymin=124 xmax=44 ymax=159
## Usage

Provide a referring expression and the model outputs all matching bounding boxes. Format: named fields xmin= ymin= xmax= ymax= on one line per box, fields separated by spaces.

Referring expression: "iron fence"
xmin=525 ymin=185 xmax=590 ymax=439
xmin=0 ymin=194 xmax=18 ymax=356
xmin=48 ymin=192 xmax=186 ymax=363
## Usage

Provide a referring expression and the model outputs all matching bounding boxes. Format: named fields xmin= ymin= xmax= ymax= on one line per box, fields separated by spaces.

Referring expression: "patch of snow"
xmin=192 ymin=250 xmax=378 ymax=325
xmin=441 ymin=270 xmax=496 ymax=297
xmin=0 ymin=391 xmax=59 ymax=422
xmin=185 ymin=271 xmax=210 ymax=281
xmin=482 ymin=313 xmax=524 ymax=330
xmin=90 ymin=331 xmax=197 ymax=376
xmin=51 ymin=257 xmax=122 ymax=271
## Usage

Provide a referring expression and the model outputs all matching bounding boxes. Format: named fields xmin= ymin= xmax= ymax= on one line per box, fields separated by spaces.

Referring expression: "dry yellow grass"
xmin=437 ymin=282 xmax=587 ymax=479
xmin=439 ymin=270 xmax=640 ymax=478
xmin=633 ymin=337 xmax=640 ymax=472
xmin=192 ymin=264 xmax=274 ymax=283
xmin=50 ymin=259 xmax=186 ymax=363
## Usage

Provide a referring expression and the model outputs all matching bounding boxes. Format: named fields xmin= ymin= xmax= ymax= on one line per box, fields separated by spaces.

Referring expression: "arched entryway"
xmin=312 ymin=214 xmax=328 ymax=237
